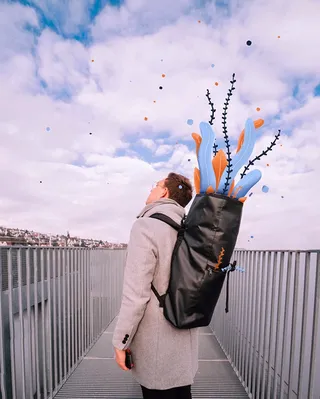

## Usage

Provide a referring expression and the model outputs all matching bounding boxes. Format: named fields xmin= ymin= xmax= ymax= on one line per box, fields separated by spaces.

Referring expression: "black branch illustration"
xmin=240 ymin=129 xmax=281 ymax=179
xmin=222 ymin=73 xmax=236 ymax=194
xmin=206 ymin=89 xmax=218 ymax=156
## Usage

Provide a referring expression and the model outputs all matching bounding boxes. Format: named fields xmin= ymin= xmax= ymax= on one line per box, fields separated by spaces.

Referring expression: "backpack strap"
xmin=149 ymin=213 xmax=182 ymax=231
xmin=225 ymin=261 xmax=237 ymax=313
xmin=149 ymin=213 xmax=185 ymax=307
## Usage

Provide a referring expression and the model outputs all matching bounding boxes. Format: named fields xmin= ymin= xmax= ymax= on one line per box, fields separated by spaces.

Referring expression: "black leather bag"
xmin=150 ymin=193 xmax=243 ymax=329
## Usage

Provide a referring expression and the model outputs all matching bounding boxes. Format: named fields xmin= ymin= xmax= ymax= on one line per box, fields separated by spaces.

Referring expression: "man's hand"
xmin=114 ymin=347 xmax=130 ymax=371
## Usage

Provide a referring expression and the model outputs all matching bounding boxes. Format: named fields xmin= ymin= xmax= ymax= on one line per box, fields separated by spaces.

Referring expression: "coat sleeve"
xmin=112 ymin=217 xmax=158 ymax=350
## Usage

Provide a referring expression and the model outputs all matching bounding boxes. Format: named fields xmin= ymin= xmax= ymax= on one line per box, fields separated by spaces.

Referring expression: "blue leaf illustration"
xmin=231 ymin=169 xmax=262 ymax=198
xmin=217 ymin=118 xmax=256 ymax=194
xmin=198 ymin=122 xmax=216 ymax=193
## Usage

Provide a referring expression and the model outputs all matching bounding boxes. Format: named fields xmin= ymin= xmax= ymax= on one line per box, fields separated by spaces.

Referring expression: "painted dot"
xmin=179 ymin=185 xmax=183 ymax=189
xmin=188 ymin=159 xmax=191 ymax=162
xmin=153 ymin=100 xmax=156 ymax=103
xmin=89 ymin=132 xmax=92 ymax=135
xmin=46 ymin=127 xmax=51 ymax=132
xmin=161 ymin=59 xmax=163 ymax=62
xmin=262 ymin=185 xmax=269 ymax=193
xmin=250 ymin=235 xmax=254 ymax=238
xmin=91 ymin=59 xmax=94 ymax=62
xmin=249 ymin=192 xmax=253 ymax=197
xmin=144 ymin=117 xmax=148 ymax=121
xmin=267 ymin=163 xmax=270 ymax=166
xmin=215 ymin=82 xmax=219 ymax=86
xmin=187 ymin=119 xmax=193 ymax=126
xmin=162 ymin=74 xmax=166 ymax=78
xmin=281 ymin=196 xmax=284 ymax=198
xmin=159 ymin=86 xmax=163 ymax=90
xmin=198 ymin=20 xmax=201 ymax=23
xmin=40 ymin=181 xmax=42 ymax=183
xmin=278 ymin=36 xmax=280 ymax=38
xmin=246 ymin=40 xmax=252 ymax=46
xmin=256 ymin=107 xmax=261 ymax=111
xmin=211 ymin=64 xmax=215 ymax=68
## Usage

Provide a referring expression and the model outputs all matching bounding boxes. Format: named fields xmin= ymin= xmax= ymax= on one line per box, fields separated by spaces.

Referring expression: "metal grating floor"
xmin=54 ymin=318 xmax=248 ymax=398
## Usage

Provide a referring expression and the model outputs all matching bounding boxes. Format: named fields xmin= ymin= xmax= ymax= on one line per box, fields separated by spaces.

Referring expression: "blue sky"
xmin=0 ymin=0 xmax=320 ymax=248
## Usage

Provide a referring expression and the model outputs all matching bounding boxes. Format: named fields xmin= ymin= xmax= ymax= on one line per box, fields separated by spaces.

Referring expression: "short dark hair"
xmin=164 ymin=172 xmax=193 ymax=208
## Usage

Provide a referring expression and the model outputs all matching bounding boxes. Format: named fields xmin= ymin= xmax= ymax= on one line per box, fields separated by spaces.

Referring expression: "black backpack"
xmin=150 ymin=193 xmax=243 ymax=329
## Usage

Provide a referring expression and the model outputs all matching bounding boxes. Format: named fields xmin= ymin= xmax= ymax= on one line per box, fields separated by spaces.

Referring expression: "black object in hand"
xmin=125 ymin=349 xmax=133 ymax=369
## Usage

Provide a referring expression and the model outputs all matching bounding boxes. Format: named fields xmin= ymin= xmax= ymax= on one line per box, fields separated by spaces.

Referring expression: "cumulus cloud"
xmin=0 ymin=0 xmax=319 ymax=249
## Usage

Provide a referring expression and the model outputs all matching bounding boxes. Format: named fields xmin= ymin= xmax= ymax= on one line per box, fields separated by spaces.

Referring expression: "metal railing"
xmin=0 ymin=247 xmax=126 ymax=399
xmin=1 ymin=247 xmax=319 ymax=399
xmin=211 ymin=250 xmax=320 ymax=399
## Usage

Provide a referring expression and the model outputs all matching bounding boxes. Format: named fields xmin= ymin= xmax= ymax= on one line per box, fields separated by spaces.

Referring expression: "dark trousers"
xmin=141 ymin=384 xmax=192 ymax=399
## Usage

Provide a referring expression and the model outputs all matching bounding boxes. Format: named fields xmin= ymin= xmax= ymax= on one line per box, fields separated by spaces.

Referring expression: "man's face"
xmin=146 ymin=179 xmax=169 ymax=205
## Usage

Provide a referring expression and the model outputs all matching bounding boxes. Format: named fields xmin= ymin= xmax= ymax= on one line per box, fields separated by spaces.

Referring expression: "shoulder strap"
xmin=149 ymin=213 xmax=182 ymax=231
xmin=149 ymin=212 xmax=183 ymax=307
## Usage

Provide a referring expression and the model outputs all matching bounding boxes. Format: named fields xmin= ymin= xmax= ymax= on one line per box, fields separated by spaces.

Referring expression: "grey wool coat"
xmin=112 ymin=198 xmax=199 ymax=390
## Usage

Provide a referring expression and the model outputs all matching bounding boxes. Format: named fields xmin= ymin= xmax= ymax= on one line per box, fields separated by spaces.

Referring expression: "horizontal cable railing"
xmin=211 ymin=250 xmax=320 ymax=399
xmin=0 ymin=247 xmax=126 ymax=399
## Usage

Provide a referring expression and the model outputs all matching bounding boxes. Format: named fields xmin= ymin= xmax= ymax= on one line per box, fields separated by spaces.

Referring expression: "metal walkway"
xmin=54 ymin=317 xmax=248 ymax=399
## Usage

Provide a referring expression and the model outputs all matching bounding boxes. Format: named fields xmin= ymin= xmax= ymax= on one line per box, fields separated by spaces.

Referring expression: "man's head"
xmin=146 ymin=172 xmax=193 ymax=208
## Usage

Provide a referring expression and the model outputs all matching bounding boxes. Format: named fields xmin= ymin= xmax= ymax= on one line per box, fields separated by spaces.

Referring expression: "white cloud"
xmin=0 ymin=0 xmax=319 ymax=249
xmin=139 ymin=138 xmax=156 ymax=151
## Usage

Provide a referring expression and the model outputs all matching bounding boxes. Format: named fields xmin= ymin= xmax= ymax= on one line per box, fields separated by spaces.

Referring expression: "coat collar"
xmin=136 ymin=198 xmax=182 ymax=218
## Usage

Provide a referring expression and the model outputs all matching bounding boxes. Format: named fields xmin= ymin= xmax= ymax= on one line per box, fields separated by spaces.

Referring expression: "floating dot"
xmin=153 ymin=100 xmax=156 ymax=103
xmin=215 ymin=82 xmax=219 ymax=86
xmin=89 ymin=132 xmax=92 ymax=135
xmin=159 ymin=86 xmax=163 ymax=90
xmin=262 ymin=185 xmax=269 ymax=193
xmin=256 ymin=107 xmax=261 ymax=111
xmin=188 ymin=159 xmax=191 ymax=162
xmin=246 ymin=40 xmax=252 ymax=46
xmin=278 ymin=36 xmax=280 ymax=39
xmin=211 ymin=64 xmax=215 ymax=68
xmin=250 ymin=235 xmax=254 ymax=238
xmin=91 ymin=59 xmax=94 ymax=62
xmin=46 ymin=127 xmax=51 ymax=132
xmin=198 ymin=20 xmax=201 ymax=23
xmin=267 ymin=163 xmax=270 ymax=166
xmin=187 ymin=119 xmax=193 ymax=126
xmin=161 ymin=59 xmax=163 ymax=62
xmin=162 ymin=74 xmax=166 ymax=78
xmin=179 ymin=185 xmax=183 ymax=189
xmin=281 ymin=196 xmax=284 ymax=198
xmin=40 ymin=181 xmax=42 ymax=183
xmin=144 ymin=117 xmax=148 ymax=121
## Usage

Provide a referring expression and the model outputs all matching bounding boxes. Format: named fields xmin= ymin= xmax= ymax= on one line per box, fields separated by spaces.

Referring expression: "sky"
xmin=0 ymin=0 xmax=319 ymax=249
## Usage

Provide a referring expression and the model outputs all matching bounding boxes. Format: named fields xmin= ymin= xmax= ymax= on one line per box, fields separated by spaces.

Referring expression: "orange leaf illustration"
xmin=236 ymin=119 xmax=264 ymax=153
xmin=206 ymin=185 xmax=214 ymax=194
xmin=212 ymin=149 xmax=227 ymax=190
xmin=228 ymin=179 xmax=235 ymax=196
xmin=192 ymin=133 xmax=202 ymax=157
xmin=194 ymin=167 xmax=200 ymax=194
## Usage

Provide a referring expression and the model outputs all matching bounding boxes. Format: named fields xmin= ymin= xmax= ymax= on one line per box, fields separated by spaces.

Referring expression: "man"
xmin=112 ymin=172 xmax=199 ymax=399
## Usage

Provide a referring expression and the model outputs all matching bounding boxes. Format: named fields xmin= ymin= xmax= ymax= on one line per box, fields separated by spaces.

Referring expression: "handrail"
xmin=211 ymin=250 xmax=320 ymax=399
